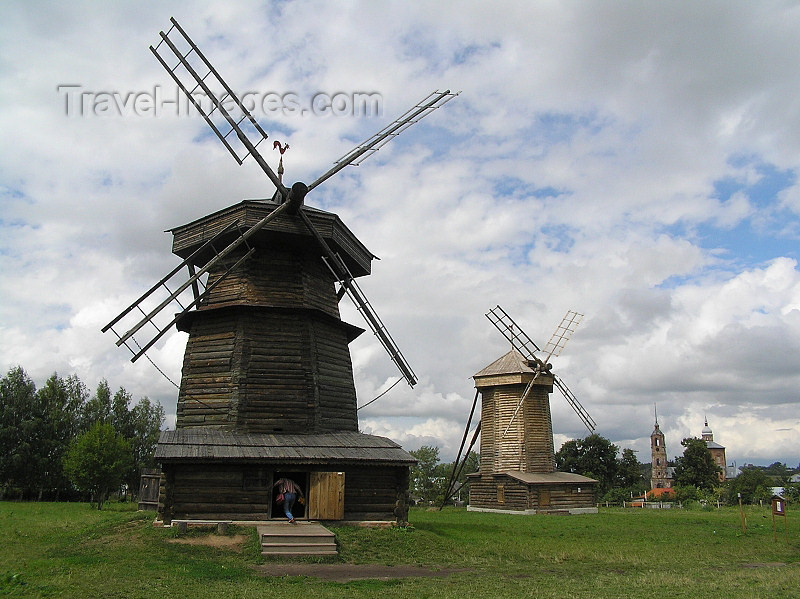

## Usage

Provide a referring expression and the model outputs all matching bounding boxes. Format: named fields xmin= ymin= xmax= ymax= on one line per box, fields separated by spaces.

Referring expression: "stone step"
xmin=261 ymin=542 xmax=338 ymax=556
xmin=261 ymin=535 xmax=335 ymax=545
xmin=257 ymin=521 xmax=338 ymax=557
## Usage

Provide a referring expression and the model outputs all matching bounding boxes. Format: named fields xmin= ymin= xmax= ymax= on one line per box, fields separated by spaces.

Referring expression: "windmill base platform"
xmin=467 ymin=471 xmax=598 ymax=515
xmin=153 ymin=430 xmax=415 ymax=526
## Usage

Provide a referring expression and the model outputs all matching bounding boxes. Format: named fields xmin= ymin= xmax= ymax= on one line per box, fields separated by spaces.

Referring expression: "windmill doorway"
xmin=271 ymin=472 xmax=308 ymax=521
xmin=270 ymin=471 xmax=345 ymax=521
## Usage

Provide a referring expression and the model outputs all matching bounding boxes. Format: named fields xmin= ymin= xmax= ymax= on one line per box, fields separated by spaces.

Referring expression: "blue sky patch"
xmin=664 ymin=159 xmax=798 ymax=271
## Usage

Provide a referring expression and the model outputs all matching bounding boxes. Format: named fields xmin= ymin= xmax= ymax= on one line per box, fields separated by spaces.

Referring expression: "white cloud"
xmin=2 ymin=1 xmax=800 ymax=468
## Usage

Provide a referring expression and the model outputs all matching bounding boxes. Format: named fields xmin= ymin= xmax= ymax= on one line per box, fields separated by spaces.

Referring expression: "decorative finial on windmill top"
xmin=273 ymin=141 xmax=290 ymax=184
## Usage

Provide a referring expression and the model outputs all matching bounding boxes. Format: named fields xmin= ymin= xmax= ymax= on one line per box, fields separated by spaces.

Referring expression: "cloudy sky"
xmin=2 ymin=1 xmax=800 ymax=468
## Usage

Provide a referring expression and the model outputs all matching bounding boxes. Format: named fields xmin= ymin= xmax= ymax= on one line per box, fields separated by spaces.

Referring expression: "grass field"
xmin=1 ymin=501 xmax=798 ymax=598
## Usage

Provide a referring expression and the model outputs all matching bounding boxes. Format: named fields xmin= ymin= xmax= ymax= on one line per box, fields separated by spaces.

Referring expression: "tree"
xmin=784 ymin=481 xmax=800 ymax=503
xmin=63 ymin=422 xmax=132 ymax=509
xmin=34 ymin=373 xmax=86 ymax=499
xmin=556 ymin=434 xmax=620 ymax=495
xmin=673 ymin=437 xmax=721 ymax=491
xmin=726 ymin=466 xmax=772 ymax=505
xmin=763 ymin=462 xmax=790 ymax=484
xmin=111 ymin=387 xmax=134 ymax=438
xmin=617 ymin=448 xmax=644 ymax=490
xmin=125 ymin=397 xmax=165 ymax=493
xmin=437 ymin=451 xmax=480 ymax=506
xmin=410 ymin=446 xmax=445 ymax=504
xmin=81 ymin=379 xmax=112 ymax=429
xmin=0 ymin=366 xmax=38 ymax=498
xmin=1 ymin=367 xmax=164 ymax=501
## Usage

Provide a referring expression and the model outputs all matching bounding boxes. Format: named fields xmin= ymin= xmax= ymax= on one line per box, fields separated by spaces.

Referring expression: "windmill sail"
xmin=486 ymin=305 xmax=595 ymax=433
xmin=308 ymin=89 xmax=459 ymax=191
xmin=151 ymin=17 xmax=286 ymax=195
xmin=553 ymin=374 xmax=596 ymax=433
xmin=485 ymin=305 xmax=541 ymax=359
xmin=102 ymin=201 xmax=291 ymax=361
xmin=106 ymin=18 xmax=457 ymax=386
xmin=542 ymin=310 xmax=583 ymax=363
xmin=300 ymin=210 xmax=417 ymax=386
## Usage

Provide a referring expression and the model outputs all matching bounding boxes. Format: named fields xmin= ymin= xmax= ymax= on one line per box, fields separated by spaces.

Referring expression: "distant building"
xmin=700 ymin=418 xmax=728 ymax=482
xmin=650 ymin=413 xmax=672 ymax=489
xmin=649 ymin=412 xmax=735 ymax=490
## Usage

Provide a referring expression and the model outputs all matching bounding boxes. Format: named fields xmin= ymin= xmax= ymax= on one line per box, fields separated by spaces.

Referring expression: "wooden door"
xmin=308 ymin=471 xmax=345 ymax=520
xmin=539 ymin=489 xmax=551 ymax=508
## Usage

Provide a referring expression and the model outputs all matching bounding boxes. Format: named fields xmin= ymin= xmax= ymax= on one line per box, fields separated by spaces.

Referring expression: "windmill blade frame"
xmin=299 ymin=209 xmax=417 ymax=386
xmin=485 ymin=305 xmax=541 ymax=360
xmin=485 ymin=305 xmax=595 ymax=433
xmin=102 ymin=200 xmax=291 ymax=362
xmin=553 ymin=374 xmax=596 ymax=433
xmin=542 ymin=310 xmax=584 ymax=364
xmin=150 ymin=17 xmax=287 ymax=195
xmin=307 ymin=89 xmax=459 ymax=192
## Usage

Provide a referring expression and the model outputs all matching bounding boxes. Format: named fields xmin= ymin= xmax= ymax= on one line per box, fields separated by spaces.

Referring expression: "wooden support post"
xmin=773 ymin=511 xmax=777 ymax=542
xmin=738 ymin=493 xmax=746 ymax=533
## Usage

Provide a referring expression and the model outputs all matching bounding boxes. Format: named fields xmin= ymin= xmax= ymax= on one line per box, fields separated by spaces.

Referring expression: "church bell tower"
xmin=650 ymin=405 xmax=670 ymax=489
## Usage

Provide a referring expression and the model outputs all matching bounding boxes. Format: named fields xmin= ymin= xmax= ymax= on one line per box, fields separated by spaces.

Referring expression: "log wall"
xmin=175 ymin=242 xmax=360 ymax=433
xmin=177 ymin=308 xmax=358 ymax=433
xmin=202 ymin=246 xmax=341 ymax=319
xmin=478 ymin=378 xmax=555 ymax=474
xmin=158 ymin=462 xmax=410 ymax=524
xmin=342 ymin=465 xmax=409 ymax=522
xmin=468 ymin=474 xmax=597 ymax=512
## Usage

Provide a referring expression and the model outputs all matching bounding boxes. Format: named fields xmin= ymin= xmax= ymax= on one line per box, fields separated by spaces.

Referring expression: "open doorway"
xmin=271 ymin=471 xmax=308 ymax=520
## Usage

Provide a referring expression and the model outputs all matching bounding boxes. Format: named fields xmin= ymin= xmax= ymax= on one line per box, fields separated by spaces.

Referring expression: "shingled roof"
xmin=474 ymin=349 xmax=534 ymax=377
xmin=505 ymin=471 xmax=598 ymax=485
xmin=155 ymin=429 xmax=416 ymax=465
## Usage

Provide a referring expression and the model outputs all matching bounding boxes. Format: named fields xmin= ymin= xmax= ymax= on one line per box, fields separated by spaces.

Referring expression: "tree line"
xmin=410 ymin=433 xmax=800 ymax=506
xmin=559 ymin=435 xmax=799 ymax=505
xmin=0 ymin=365 xmax=164 ymax=506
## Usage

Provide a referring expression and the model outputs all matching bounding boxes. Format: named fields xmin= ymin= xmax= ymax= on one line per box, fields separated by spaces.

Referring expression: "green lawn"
xmin=1 ymin=501 xmax=798 ymax=598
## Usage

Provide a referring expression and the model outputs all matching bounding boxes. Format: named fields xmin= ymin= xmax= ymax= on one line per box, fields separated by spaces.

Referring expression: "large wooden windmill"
xmin=449 ymin=306 xmax=598 ymax=515
xmin=103 ymin=18 xmax=456 ymax=525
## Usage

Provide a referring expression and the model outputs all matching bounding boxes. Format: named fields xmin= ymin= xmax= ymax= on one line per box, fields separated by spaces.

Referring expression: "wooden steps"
xmin=258 ymin=521 xmax=338 ymax=556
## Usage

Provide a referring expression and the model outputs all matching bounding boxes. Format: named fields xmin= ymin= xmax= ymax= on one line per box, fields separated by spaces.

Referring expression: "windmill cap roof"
xmin=474 ymin=349 xmax=535 ymax=377
xmin=169 ymin=199 xmax=376 ymax=277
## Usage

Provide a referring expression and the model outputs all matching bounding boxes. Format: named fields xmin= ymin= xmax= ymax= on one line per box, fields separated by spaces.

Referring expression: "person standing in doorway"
xmin=273 ymin=477 xmax=303 ymax=523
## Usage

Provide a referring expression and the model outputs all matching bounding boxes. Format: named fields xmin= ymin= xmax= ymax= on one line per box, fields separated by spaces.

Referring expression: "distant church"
xmin=700 ymin=419 xmax=730 ymax=482
xmin=650 ymin=414 xmax=672 ymax=489
xmin=649 ymin=411 xmax=734 ymax=489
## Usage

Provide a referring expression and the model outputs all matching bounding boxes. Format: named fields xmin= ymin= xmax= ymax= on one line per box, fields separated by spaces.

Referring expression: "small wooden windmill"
xmin=448 ymin=306 xmax=599 ymax=515
xmin=102 ymin=18 xmax=457 ymax=526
